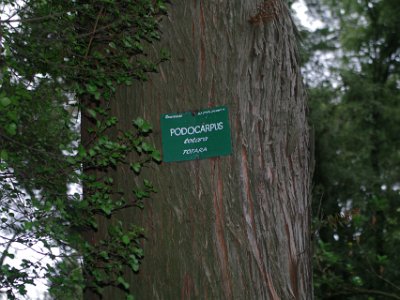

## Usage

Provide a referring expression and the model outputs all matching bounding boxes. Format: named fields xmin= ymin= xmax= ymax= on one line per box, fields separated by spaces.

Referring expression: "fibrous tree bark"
xmin=112 ymin=0 xmax=312 ymax=299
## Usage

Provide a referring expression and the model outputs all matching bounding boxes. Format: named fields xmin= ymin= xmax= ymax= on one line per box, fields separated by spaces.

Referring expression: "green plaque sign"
xmin=161 ymin=106 xmax=232 ymax=162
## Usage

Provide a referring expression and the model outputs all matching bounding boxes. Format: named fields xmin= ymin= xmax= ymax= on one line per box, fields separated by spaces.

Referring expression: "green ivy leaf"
xmin=86 ymin=83 xmax=97 ymax=94
xmin=134 ymin=189 xmax=149 ymax=199
xmin=0 ymin=150 xmax=8 ymax=160
xmin=122 ymin=235 xmax=130 ymax=245
xmin=151 ymin=150 xmax=161 ymax=162
xmin=89 ymin=148 xmax=96 ymax=157
xmin=0 ymin=96 xmax=11 ymax=107
xmin=94 ymin=91 xmax=101 ymax=100
xmin=24 ymin=221 xmax=33 ymax=230
xmin=141 ymin=142 xmax=153 ymax=152
xmin=143 ymin=179 xmax=153 ymax=189
xmin=130 ymin=162 xmax=141 ymax=174
xmin=6 ymin=123 xmax=17 ymax=136
xmin=133 ymin=117 xmax=152 ymax=133
xmin=99 ymin=251 xmax=109 ymax=260
xmin=159 ymin=48 xmax=170 ymax=62
xmin=129 ymin=256 xmax=140 ymax=272
xmin=18 ymin=285 xmax=27 ymax=296
xmin=87 ymin=108 xmax=97 ymax=119
xmin=117 ymin=276 xmax=130 ymax=291
xmin=100 ymin=203 xmax=112 ymax=216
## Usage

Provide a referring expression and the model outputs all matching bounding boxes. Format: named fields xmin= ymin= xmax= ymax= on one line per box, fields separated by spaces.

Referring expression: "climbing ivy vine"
xmin=0 ymin=0 xmax=168 ymax=298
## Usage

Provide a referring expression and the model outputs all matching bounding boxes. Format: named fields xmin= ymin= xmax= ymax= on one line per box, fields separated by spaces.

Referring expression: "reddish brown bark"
xmin=109 ymin=0 xmax=312 ymax=299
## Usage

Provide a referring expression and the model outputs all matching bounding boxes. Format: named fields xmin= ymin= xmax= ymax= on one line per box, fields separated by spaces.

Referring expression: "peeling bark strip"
xmin=249 ymin=0 xmax=281 ymax=25
xmin=111 ymin=0 xmax=312 ymax=299
xmin=198 ymin=0 xmax=206 ymax=85
xmin=240 ymin=144 xmax=280 ymax=300
xmin=211 ymin=159 xmax=233 ymax=299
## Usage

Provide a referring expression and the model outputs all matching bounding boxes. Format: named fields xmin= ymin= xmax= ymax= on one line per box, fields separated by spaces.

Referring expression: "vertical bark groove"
xmin=211 ymin=159 xmax=233 ymax=299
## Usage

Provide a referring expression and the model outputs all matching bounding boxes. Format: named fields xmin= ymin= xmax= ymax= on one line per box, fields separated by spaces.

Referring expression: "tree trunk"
xmin=112 ymin=0 xmax=312 ymax=299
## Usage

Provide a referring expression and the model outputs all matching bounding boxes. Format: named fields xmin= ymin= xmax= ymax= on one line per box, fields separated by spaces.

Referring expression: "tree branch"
xmin=0 ymin=12 xmax=66 ymax=24
xmin=85 ymin=6 xmax=104 ymax=59
xmin=0 ymin=232 xmax=18 ymax=267
xmin=350 ymin=287 xmax=400 ymax=300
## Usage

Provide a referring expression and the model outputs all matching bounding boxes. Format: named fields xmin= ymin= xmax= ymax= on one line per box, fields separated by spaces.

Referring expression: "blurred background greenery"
xmin=297 ymin=0 xmax=400 ymax=298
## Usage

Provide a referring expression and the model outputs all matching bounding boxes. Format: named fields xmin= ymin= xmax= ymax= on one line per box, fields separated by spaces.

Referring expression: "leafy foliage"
xmin=302 ymin=0 xmax=400 ymax=298
xmin=0 ymin=0 xmax=167 ymax=298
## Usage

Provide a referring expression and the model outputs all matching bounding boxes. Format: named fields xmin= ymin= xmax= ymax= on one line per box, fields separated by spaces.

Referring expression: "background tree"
xmin=302 ymin=0 xmax=400 ymax=298
xmin=1 ymin=0 xmax=166 ymax=298
xmin=110 ymin=0 xmax=313 ymax=299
